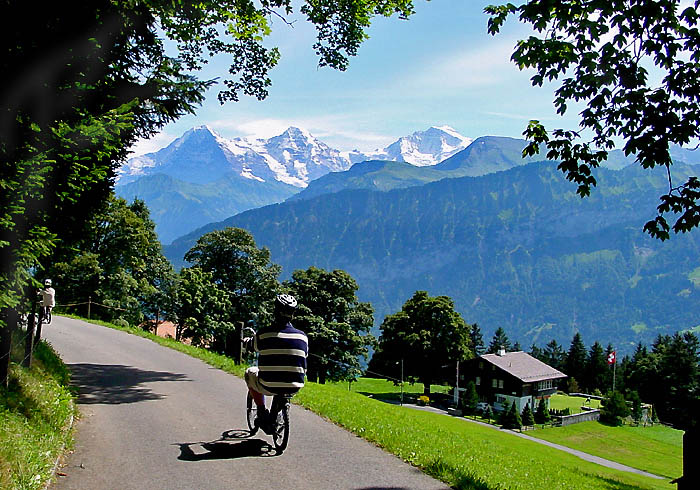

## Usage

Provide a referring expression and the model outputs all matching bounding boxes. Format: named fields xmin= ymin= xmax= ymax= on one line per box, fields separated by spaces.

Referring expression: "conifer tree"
xmin=462 ymin=381 xmax=479 ymax=415
xmin=469 ymin=323 xmax=486 ymax=356
xmin=488 ymin=327 xmax=512 ymax=354
xmin=565 ymin=333 xmax=587 ymax=385
xmin=521 ymin=403 xmax=535 ymax=426
xmin=535 ymin=397 xmax=550 ymax=424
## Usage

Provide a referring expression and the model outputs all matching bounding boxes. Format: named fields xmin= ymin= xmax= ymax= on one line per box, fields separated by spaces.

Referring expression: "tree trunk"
xmin=0 ymin=308 xmax=16 ymax=388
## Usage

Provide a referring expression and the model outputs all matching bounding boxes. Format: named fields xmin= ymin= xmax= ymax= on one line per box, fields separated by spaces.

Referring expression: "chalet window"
xmin=538 ymin=380 xmax=553 ymax=390
xmin=475 ymin=376 xmax=481 ymax=386
xmin=492 ymin=379 xmax=497 ymax=388
xmin=498 ymin=379 xmax=504 ymax=389
xmin=479 ymin=361 xmax=484 ymax=369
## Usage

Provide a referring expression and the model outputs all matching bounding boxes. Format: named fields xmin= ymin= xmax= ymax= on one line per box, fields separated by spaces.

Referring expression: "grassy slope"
xmin=550 ymin=393 xmax=602 ymax=413
xmin=528 ymin=421 xmax=682 ymax=479
xmin=0 ymin=340 xmax=75 ymax=490
xmin=58 ymin=316 xmax=673 ymax=490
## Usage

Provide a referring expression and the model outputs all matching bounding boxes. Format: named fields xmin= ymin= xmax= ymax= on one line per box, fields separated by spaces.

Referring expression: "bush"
xmin=112 ymin=318 xmax=129 ymax=328
xmin=417 ymin=395 xmax=430 ymax=406
xmin=600 ymin=391 xmax=630 ymax=426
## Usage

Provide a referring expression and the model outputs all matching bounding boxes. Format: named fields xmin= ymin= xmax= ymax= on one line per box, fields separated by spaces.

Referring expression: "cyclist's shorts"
xmin=244 ymin=367 xmax=276 ymax=396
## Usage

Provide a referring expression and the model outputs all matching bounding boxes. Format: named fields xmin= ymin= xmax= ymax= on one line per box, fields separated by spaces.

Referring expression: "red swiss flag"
xmin=607 ymin=351 xmax=616 ymax=365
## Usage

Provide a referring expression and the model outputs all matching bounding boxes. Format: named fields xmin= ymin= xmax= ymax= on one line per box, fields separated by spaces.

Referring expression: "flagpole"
xmin=613 ymin=359 xmax=616 ymax=393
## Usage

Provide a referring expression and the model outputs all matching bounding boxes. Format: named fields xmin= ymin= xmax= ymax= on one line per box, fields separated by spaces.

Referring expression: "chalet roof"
xmin=480 ymin=351 xmax=567 ymax=383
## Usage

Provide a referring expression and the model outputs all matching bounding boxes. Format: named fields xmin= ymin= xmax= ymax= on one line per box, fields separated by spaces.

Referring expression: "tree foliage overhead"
xmin=486 ymin=0 xmax=700 ymax=239
xmin=1 ymin=0 xmax=416 ymax=384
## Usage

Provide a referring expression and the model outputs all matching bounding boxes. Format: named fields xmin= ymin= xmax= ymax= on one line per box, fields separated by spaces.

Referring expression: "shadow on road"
xmin=69 ymin=363 xmax=190 ymax=404
xmin=176 ymin=429 xmax=277 ymax=461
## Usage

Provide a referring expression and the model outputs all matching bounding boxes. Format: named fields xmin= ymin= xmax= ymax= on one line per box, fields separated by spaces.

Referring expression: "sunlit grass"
xmin=550 ymin=393 xmax=602 ymax=413
xmin=529 ymin=421 xmax=682 ymax=479
xmin=0 ymin=340 xmax=75 ymax=490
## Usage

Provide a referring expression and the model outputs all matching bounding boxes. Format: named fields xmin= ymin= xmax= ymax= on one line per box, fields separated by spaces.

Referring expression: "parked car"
xmin=476 ymin=402 xmax=491 ymax=413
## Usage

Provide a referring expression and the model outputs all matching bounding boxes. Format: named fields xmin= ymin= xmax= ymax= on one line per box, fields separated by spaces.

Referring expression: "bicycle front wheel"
xmin=246 ymin=392 xmax=258 ymax=435
xmin=271 ymin=398 xmax=290 ymax=453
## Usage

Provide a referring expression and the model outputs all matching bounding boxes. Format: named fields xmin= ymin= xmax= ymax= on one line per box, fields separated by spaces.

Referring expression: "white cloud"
xmin=403 ymin=37 xmax=525 ymax=91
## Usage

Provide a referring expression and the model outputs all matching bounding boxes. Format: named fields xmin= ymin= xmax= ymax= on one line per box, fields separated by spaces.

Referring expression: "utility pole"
xmin=87 ymin=295 xmax=91 ymax=319
xmin=401 ymin=359 xmax=404 ymax=406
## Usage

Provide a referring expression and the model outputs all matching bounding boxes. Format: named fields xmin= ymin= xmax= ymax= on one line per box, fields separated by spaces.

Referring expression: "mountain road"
xmin=44 ymin=316 xmax=448 ymax=490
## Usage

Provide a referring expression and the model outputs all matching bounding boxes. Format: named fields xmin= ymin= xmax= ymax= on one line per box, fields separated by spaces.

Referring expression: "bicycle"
xmin=246 ymin=391 xmax=292 ymax=453
xmin=242 ymin=326 xmax=294 ymax=454
xmin=38 ymin=306 xmax=51 ymax=325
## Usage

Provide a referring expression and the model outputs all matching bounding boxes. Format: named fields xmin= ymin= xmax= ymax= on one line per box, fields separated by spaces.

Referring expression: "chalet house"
xmin=465 ymin=350 xmax=567 ymax=413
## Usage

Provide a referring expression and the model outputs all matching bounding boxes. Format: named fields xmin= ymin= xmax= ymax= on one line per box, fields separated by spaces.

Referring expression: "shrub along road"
xmin=44 ymin=316 xmax=448 ymax=490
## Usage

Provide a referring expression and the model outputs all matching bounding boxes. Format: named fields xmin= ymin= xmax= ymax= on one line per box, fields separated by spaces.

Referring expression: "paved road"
xmin=44 ymin=317 xmax=448 ymax=490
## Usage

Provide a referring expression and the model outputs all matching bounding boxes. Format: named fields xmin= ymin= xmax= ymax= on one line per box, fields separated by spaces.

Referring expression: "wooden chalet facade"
xmin=464 ymin=350 xmax=567 ymax=413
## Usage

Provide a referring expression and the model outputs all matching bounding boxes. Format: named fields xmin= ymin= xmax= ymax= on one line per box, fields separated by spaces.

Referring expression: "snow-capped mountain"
xmin=118 ymin=125 xmax=474 ymax=187
xmin=117 ymin=125 xmax=352 ymax=187
xmin=348 ymin=126 xmax=473 ymax=167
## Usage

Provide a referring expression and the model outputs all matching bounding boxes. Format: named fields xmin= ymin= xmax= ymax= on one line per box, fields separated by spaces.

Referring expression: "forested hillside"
xmin=165 ymin=161 xmax=700 ymax=352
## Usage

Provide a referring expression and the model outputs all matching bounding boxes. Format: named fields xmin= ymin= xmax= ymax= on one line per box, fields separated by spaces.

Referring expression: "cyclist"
xmin=244 ymin=294 xmax=308 ymax=430
xmin=38 ymin=279 xmax=56 ymax=323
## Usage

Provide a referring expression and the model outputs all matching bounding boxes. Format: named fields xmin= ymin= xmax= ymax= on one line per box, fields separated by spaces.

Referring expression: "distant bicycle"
xmin=39 ymin=305 xmax=52 ymax=325
xmin=246 ymin=391 xmax=292 ymax=453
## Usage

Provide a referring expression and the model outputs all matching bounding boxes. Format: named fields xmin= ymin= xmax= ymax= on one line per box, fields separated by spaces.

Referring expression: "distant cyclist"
xmin=38 ymin=279 xmax=56 ymax=323
xmin=244 ymin=294 xmax=308 ymax=428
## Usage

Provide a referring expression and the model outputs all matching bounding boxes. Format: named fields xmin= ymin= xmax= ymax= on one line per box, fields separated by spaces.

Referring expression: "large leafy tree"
xmin=48 ymin=195 xmax=172 ymax=325
xmin=184 ymin=227 xmax=281 ymax=355
xmin=172 ymin=267 xmax=232 ymax=348
xmin=375 ymin=291 xmax=472 ymax=395
xmin=284 ymin=267 xmax=375 ymax=383
xmin=486 ymin=1 xmax=700 ymax=240
xmin=1 ymin=0 xmax=416 ymax=384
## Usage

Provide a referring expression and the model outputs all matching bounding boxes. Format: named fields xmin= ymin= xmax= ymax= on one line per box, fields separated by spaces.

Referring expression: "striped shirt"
xmin=254 ymin=322 xmax=308 ymax=394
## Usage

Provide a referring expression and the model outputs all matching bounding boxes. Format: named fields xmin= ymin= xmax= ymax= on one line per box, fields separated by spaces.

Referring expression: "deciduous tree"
xmin=375 ymin=291 xmax=472 ymax=395
xmin=284 ymin=267 xmax=375 ymax=383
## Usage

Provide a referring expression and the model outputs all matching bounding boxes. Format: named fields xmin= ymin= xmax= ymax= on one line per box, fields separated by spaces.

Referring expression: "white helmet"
xmin=44 ymin=279 xmax=52 ymax=286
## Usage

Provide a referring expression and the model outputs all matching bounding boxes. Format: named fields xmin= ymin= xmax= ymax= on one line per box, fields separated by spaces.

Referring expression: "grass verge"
xmin=56 ymin=315 xmax=673 ymax=490
xmin=1 ymin=339 xmax=75 ymax=490
xmin=528 ymin=421 xmax=682 ymax=479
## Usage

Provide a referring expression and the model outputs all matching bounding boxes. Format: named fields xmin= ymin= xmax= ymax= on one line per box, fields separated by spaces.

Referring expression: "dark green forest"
xmin=166 ymin=161 xmax=700 ymax=353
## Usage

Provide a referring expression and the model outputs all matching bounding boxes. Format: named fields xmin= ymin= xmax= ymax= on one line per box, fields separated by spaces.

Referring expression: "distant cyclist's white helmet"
xmin=44 ymin=279 xmax=52 ymax=287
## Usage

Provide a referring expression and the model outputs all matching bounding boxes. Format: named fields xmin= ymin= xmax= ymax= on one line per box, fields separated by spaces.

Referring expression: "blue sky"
xmin=130 ymin=1 xmax=578 ymax=156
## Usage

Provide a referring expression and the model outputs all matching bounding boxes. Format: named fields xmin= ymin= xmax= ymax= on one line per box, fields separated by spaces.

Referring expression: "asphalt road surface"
xmin=44 ymin=316 xmax=448 ymax=490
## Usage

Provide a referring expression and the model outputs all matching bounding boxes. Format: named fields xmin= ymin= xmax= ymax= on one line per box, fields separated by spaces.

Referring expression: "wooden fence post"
xmin=23 ymin=302 xmax=37 ymax=368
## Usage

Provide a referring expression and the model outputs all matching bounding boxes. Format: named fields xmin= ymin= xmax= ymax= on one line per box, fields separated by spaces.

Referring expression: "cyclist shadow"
xmin=176 ymin=429 xmax=277 ymax=461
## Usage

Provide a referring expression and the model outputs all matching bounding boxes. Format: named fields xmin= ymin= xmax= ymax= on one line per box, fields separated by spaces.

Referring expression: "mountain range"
xmin=116 ymin=125 xmax=474 ymax=242
xmin=164 ymin=160 xmax=700 ymax=353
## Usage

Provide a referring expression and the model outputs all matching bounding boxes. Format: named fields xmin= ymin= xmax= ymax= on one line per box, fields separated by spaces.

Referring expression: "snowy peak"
xmin=118 ymin=126 xmax=353 ymax=188
xmin=118 ymin=125 xmax=474 ymax=187
xmin=349 ymin=126 xmax=473 ymax=167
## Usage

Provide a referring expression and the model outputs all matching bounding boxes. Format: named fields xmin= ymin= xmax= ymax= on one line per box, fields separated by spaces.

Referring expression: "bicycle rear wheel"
xmin=271 ymin=397 xmax=290 ymax=453
xmin=246 ymin=392 xmax=258 ymax=435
